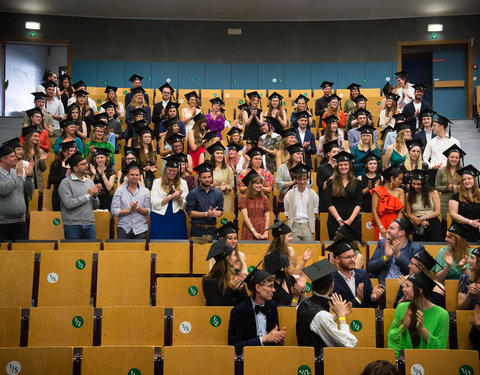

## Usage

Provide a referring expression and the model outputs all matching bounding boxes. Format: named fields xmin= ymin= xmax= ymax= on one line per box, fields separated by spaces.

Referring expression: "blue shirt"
xmin=186 ymin=185 xmax=223 ymax=226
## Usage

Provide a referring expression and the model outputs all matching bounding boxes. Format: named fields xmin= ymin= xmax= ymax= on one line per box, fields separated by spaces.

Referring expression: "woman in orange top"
xmin=371 ymin=166 xmax=405 ymax=240
xmin=322 ymin=94 xmax=346 ymax=129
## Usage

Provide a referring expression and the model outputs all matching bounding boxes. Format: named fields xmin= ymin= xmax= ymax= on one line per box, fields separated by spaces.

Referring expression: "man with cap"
xmin=111 ymin=162 xmax=151 ymax=239
xmin=124 ymin=74 xmax=150 ymax=108
xmin=0 ymin=144 xmax=34 ymax=241
xmin=42 ymin=80 xmax=65 ymax=136
xmin=228 ymin=265 xmax=285 ymax=354
xmin=295 ymin=111 xmax=317 ymax=169
xmin=413 ymin=109 xmax=437 ymax=148
xmin=315 ymin=81 xmax=334 ymax=117
xmin=331 ymin=239 xmax=384 ymax=308
xmin=152 ymin=83 xmax=175 ymax=126
xmin=402 ymin=83 xmax=431 ymax=134
xmin=383 ymin=113 xmax=410 ymax=152
xmin=316 ymin=140 xmax=340 ymax=212
xmin=186 ymin=161 xmax=223 ymax=242
xmin=367 ymin=217 xmax=425 ymax=281
xmin=2 ymin=138 xmax=27 ymax=177
xmin=58 ymin=153 xmax=101 ymax=239
xmin=23 ymin=92 xmax=54 ymax=136
xmin=284 ymin=163 xmax=319 ymax=241
xmin=395 ymin=71 xmax=415 ymax=111
xmin=348 ymin=109 xmax=379 ymax=150
xmin=296 ymin=259 xmax=358 ymax=355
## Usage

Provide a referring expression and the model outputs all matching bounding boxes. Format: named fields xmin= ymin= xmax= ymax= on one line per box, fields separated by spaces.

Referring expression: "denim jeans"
xmin=64 ymin=225 xmax=97 ymax=239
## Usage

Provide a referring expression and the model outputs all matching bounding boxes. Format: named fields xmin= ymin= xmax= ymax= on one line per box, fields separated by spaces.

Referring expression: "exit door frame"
xmin=0 ymin=36 xmax=72 ymax=116
xmin=397 ymin=38 xmax=474 ymax=119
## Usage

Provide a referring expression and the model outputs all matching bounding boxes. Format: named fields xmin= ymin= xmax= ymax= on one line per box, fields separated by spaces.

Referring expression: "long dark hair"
xmin=398 ymin=286 xmax=421 ymax=348
xmin=407 ymin=180 xmax=434 ymax=208
xmin=381 ymin=167 xmax=402 ymax=186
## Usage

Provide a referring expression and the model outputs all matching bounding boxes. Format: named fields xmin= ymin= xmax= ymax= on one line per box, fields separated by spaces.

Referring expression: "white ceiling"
xmin=1 ymin=0 xmax=480 ymax=21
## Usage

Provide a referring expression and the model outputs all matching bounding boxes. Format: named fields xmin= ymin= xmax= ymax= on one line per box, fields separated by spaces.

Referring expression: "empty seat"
xmin=0 ymin=307 xmax=21 ymax=346
xmin=0 ymin=251 xmax=34 ymax=307
xmin=404 ymin=349 xmax=479 ymax=374
xmin=445 ymin=279 xmax=459 ymax=311
xmin=385 ymin=278 xmax=400 ymax=308
xmin=278 ymin=307 xmax=298 ymax=346
xmin=29 ymin=211 xmax=64 ymax=240
xmin=156 ymin=277 xmax=205 ymax=307
xmin=0 ymin=347 xmax=74 ymax=374
xmin=192 ymin=243 xmax=212 ymax=274
xmin=163 ymin=345 xmax=234 ymax=375
xmin=324 ymin=347 xmax=396 ymax=373
xmin=150 ymin=240 xmax=190 ymax=274
xmin=37 ymin=250 xmax=93 ymax=306
xmin=58 ymin=239 xmax=102 ymax=252
xmin=345 ymin=308 xmax=376 ymax=347
xmin=42 ymin=188 xmax=53 ymax=211
xmin=172 ymin=306 xmax=231 ymax=345
xmin=94 ymin=211 xmax=111 ymax=241
xmin=383 ymin=308 xmax=396 ymax=346
xmin=101 ymin=306 xmax=165 ymax=346
xmin=11 ymin=240 xmax=56 ymax=251
xmin=96 ymin=251 xmax=151 ymax=307
xmin=244 ymin=346 xmax=315 ymax=375
xmin=28 ymin=306 xmax=94 ymax=346
xmin=456 ymin=310 xmax=475 ymax=349
xmin=82 ymin=346 xmax=155 ymax=375
xmin=103 ymin=239 xmax=146 ymax=251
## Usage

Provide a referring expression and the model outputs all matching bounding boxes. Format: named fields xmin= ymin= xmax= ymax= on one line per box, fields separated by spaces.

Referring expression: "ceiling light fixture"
xmin=25 ymin=21 xmax=41 ymax=30
xmin=427 ymin=24 xmax=443 ymax=32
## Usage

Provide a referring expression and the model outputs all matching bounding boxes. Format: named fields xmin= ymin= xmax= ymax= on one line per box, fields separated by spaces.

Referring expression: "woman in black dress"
xmin=357 ymin=152 xmax=382 ymax=212
xmin=89 ymin=147 xmax=115 ymax=210
xmin=241 ymin=91 xmax=263 ymax=140
xmin=263 ymin=91 xmax=287 ymax=134
xmin=202 ymin=238 xmax=247 ymax=306
xmin=325 ymin=151 xmax=363 ymax=239
xmin=48 ymin=140 xmax=77 ymax=211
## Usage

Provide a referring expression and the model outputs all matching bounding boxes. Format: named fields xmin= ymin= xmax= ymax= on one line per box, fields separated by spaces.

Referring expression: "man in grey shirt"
xmin=0 ymin=145 xmax=34 ymax=241
xmin=111 ymin=162 xmax=151 ymax=239
xmin=58 ymin=153 xmax=101 ymax=239
xmin=43 ymin=81 xmax=65 ymax=137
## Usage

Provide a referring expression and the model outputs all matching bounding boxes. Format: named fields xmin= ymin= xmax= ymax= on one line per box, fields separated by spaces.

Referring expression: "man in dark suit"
xmin=402 ymin=83 xmax=431 ymax=135
xmin=124 ymin=74 xmax=150 ymax=108
xmin=228 ymin=267 xmax=285 ymax=354
xmin=413 ymin=109 xmax=437 ymax=148
xmin=152 ymin=83 xmax=176 ymax=138
xmin=331 ymin=239 xmax=384 ymax=308
xmin=295 ymin=111 xmax=317 ymax=169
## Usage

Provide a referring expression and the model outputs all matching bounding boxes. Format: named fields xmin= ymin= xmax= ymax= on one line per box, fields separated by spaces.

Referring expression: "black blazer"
xmin=413 ymin=129 xmax=436 ymax=148
xmin=228 ymin=297 xmax=280 ymax=354
xmin=402 ymin=101 xmax=431 ymax=134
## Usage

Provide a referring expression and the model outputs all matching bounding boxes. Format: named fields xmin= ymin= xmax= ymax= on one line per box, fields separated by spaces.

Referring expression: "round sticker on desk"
xmin=297 ymin=365 xmax=311 ymax=375
xmin=305 ymin=282 xmax=312 ymax=293
xmin=210 ymin=315 xmax=222 ymax=327
xmin=188 ymin=286 xmax=198 ymax=296
xmin=410 ymin=364 xmax=424 ymax=375
xmin=72 ymin=316 xmax=84 ymax=328
xmin=75 ymin=259 xmax=86 ymax=270
xmin=47 ymin=272 xmax=58 ymax=283
xmin=179 ymin=321 xmax=191 ymax=334
xmin=459 ymin=365 xmax=474 ymax=375
xmin=53 ymin=218 xmax=61 ymax=226
xmin=350 ymin=320 xmax=362 ymax=332
xmin=128 ymin=368 xmax=141 ymax=375
xmin=6 ymin=361 xmax=21 ymax=375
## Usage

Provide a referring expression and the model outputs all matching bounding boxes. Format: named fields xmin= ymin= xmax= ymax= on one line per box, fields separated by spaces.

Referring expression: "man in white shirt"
xmin=43 ymin=81 xmax=65 ymax=136
xmin=284 ymin=163 xmax=319 ymax=241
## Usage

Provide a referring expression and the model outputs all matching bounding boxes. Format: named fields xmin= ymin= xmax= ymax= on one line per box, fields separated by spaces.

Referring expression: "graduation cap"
xmin=326 ymin=238 xmax=353 ymax=257
xmin=394 ymin=121 xmax=410 ymax=133
xmin=268 ymin=92 xmax=283 ymax=101
xmin=281 ymin=128 xmax=296 ymax=139
xmin=290 ymin=163 xmax=310 ymax=175
xmin=216 ymin=221 xmax=238 ymax=238
xmin=206 ymin=237 xmax=234 ymax=262
xmin=207 ymin=141 xmax=225 ymax=155
xmin=302 ymin=259 xmax=337 ymax=283
xmin=58 ymin=73 xmax=71 ymax=81
xmin=434 ymin=115 xmax=453 ymax=128
xmin=246 ymin=147 xmax=264 ymax=159
xmin=237 ymin=103 xmax=248 ymax=111
xmin=60 ymin=119 xmax=76 ymax=128
xmin=122 ymin=160 xmax=142 ymax=175
xmin=124 ymin=147 xmax=140 ymax=159
xmin=21 ymin=125 xmax=40 ymax=137
xmin=324 ymin=115 xmax=339 ymax=125
xmin=41 ymin=81 xmax=56 ymax=89
xmin=381 ymin=165 xmax=401 ymax=181
xmin=101 ymin=101 xmax=117 ymax=111
xmin=413 ymin=249 xmax=441 ymax=271
xmin=173 ymin=153 xmax=188 ymax=163
xmin=136 ymin=126 xmax=151 ymax=136
xmin=457 ymin=164 xmax=480 ymax=177
xmin=328 ymin=94 xmax=341 ymax=102
xmin=2 ymin=137 xmax=21 ymax=149
xmin=386 ymin=93 xmax=400 ymax=102
xmin=380 ymin=126 xmax=395 ymax=138
xmin=264 ymin=250 xmax=289 ymax=274
xmin=320 ymin=81 xmax=334 ymax=89
xmin=296 ymin=110 xmax=311 ymax=119
xmin=227 ymin=127 xmax=242 ymax=136
xmin=94 ymin=113 xmax=108 ymax=123
xmin=412 ymin=83 xmax=427 ymax=92
xmin=133 ymin=120 xmax=147 ymax=131
xmin=59 ymin=140 xmax=76 ymax=150
xmin=336 ymin=222 xmax=362 ymax=243
xmin=93 ymin=147 xmax=111 ymax=157
xmin=65 ymin=152 xmax=84 ymax=168
xmin=74 ymin=89 xmax=89 ymax=97
xmin=263 ymin=116 xmax=276 ymax=125
xmin=347 ymin=83 xmax=361 ymax=91
xmin=204 ymin=131 xmax=219 ymax=142
xmin=159 ymin=82 xmax=175 ymax=94
xmin=359 ymin=151 xmax=381 ymax=165
xmin=92 ymin=121 xmax=107 ymax=129
xmin=406 ymin=139 xmax=424 ymax=151
xmin=407 ymin=271 xmax=436 ymax=297
xmin=354 ymin=108 xmax=370 ymax=118
xmin=393 ymin=217 xmax=415 ymax=235
xmin=382 ymin=82 xmax=392 ymax=96
xmin=184 ymin=91 xmax=199 ymax=101
xmin=286 ymin=143 xmax=304 ymax=155
xmin=0 ymin=145 xmax=14 ymax=158
xmin=242 ymin=169 xmax=261 ymax=186
xmin=442 ymin=144 xmax=466 ymax=158
xmin=394 ymin=71 xmax=408 ymax=78
xmin=164 ymin=118 xmax=179 ymax=129
xmin=323 ymin=140 xmax=340 ymax=153
xmin=193 ymin=161 xmax=214 ymax=175
xmin=165 ymin=102 xmax=180 ymax=112
xmin=352 ymin=95 xmax=368 ymax=104
xmin=246 ymin=91 xmax=260 ymax=100
xmin=104 ymin=86 xmax=118 ymax=93
xmin=242 ymin=261 xmax=270 ymax=291
xmin=26 ymin=107 xmax=43 ymax=118
xmin=67 ymin=103 xmax=79 ymax=112
xmin=129 ymin=74 xmax=143 ymax=82
xmin=410 ymin=169 xmax=428 ymax=182
xmin=418 ymin=109 xmax=437 ymax=119
xmin=448 ymin=222 xmax=477 ymax=240
xmin=359 ymin=126 xmax=375 ymax=135
xmin=294 ymin=94 xmax=310 ymax=104
xmin=226 ymin=142 xmax=242 ymax=152
xmin=393 ymin=113 xmax=408 ymax=123
xmin=72 ymin=81 xmax=86 ymax=90
xmin=193 ymin=113 xmax=207 ymax=123
xmin=332 ymin=150 xmax=354 ymax=163
xmin=131 ymin=87 xmax=145 ymax=95
xmin=164 ymin=155 xmax=180 ymax=168
xmin=209 ymin=97 xmax=224 ymax=106
xmin=472 ymin=247 xmax=480 ymax=258
xmin=31 ymin=92 xmax=46 ymax=101
xmin=245 ymin=138 xmax=259 ymax=146
xmin=130 ymin=108 xmax=145 ymax=117
xmin=266 ymin=219 xmax=291 ymax=238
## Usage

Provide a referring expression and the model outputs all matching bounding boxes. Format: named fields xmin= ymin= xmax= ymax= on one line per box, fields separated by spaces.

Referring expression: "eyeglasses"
xmin=339 ymin=254 xmax=357 ymax=260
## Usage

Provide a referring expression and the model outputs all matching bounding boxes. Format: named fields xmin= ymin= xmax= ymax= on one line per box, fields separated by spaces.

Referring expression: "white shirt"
xmin=67 ymin=96 xmax=98 ymax=112
xmin=284 ymin=186 xmax=319 ymax=223
xmin=44 ymin=96 xmax=65 ymax=130
xmin=308 ymin=293 xmax=358 ymax=348
xmin=423 ymin=134 xmax=461 ymax=168
xmin=99 ymin=101 xmax=125 ymax=118
xmin=337 ymin=270 xmax=356 ymax=297
xmin=298 ymin=129 xmax=306 ymax=145
xmin=424 ymin=129 xmax=433 ymax=143
xmin=397 ymin=83 xmax=415 ymax=110
xmin=413 ymin=101 xmax=422 ymax=129
xmin=251 ymin=298 xmax=267 ymax=345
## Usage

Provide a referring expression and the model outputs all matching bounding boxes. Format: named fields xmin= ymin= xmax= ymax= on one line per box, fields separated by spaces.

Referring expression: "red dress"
xmin=238 ymin=194 xmax=269 ymax=240
xmin=189 ymin=145 xmax=205 ymax=169
xmin=370 ymin=185 xmax=403 ymax=240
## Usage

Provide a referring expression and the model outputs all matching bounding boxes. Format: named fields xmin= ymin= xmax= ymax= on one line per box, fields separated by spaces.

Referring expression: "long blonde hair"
xmin=459 ymin=178 xmax=480 ymax=203
xmin=159 ymin=166 xmax=181 ymax=193
xmin=22 ymin=133 xmax=41 ymax=160
xmin=394 ymin=129 xmax=408 ymax=152
xmin=385 ymin=100 xmax=398 ymax=116
xmin=131 ymin=93 xmax=147 ymax=109
xmin=447 ymin=232 xmax=471 ymax=262
xmin=324 ymin=101 xmax=341 ymax=117
xmin=357 ymin=133 xmax=375 ymax=152
xmin=403 ymin=147 xmax=424 ymax=171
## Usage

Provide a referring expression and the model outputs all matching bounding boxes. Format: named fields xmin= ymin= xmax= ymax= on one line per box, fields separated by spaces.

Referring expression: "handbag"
xmin=414 ymin=224 xmax=425 ymax=236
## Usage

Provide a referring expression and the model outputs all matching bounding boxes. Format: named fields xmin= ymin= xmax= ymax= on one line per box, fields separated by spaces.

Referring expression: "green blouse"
xmin=84 ymin=140 xmax=115 ymax=165
xmin=432 ymin=246 xmax=473 ymax=280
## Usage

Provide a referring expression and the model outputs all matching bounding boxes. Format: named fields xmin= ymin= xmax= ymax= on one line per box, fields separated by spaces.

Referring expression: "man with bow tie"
xmin=228 ymin=266 xmax=286 ymax=354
